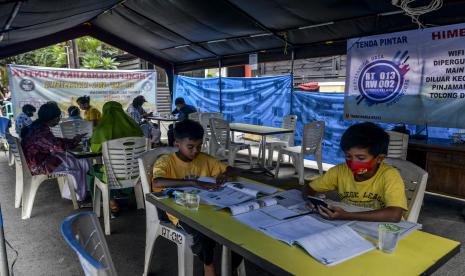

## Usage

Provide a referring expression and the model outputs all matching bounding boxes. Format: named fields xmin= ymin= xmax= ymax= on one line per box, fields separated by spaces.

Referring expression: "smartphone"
xmin=307 ymin=196 xmax=328 ymax=209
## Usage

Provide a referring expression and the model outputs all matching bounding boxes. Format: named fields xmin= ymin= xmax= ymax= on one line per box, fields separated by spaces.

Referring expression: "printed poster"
xmin=7 ymin=65 xmax=157 ymax=116
xmin=345 ymin=22 xmax=465 ymax=128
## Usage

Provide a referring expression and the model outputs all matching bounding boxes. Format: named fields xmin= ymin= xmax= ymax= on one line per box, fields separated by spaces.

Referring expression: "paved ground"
xmin=0 ymin=153 xmax=464 ymax=276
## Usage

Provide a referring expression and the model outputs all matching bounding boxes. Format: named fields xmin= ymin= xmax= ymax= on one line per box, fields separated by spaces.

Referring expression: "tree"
xmin=0 ymin=37 xmax=121 ymax=86
xmin=78 ymin=37 xmax=120 ymax=69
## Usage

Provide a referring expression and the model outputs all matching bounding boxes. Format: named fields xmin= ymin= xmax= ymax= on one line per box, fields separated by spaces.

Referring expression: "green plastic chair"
xmin=2 ymin=102 xmax=13 ymax=119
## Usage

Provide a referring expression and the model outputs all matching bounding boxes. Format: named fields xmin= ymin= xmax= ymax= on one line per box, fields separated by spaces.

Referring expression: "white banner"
xmin=345 ymin=22 xmax=465 ymax=128
xmin=7 ymin=65 xmax=157 ymax=117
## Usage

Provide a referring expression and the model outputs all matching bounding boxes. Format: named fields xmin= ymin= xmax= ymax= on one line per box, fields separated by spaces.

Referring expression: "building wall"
xmin=261 ymin=55 xmax=346 ymax=85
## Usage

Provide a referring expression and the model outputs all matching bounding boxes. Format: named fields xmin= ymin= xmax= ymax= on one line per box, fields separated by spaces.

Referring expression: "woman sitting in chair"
xmin=20 ymin=101 xmax=89 ymax=201
xmin=90 ymin=101 xmax=144 ymax=214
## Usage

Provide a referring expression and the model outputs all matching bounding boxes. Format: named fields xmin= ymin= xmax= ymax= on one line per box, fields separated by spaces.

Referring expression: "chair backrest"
xmin=301 ymin=121 xmax=325 ymax=154
xmin=137 ymin=147 xmax=178 ymax=197
xmin=6 ymin=133 xmax=20 ymax=164
xmin=14 ymin=136 xmax=33 ymax=179
xmin=199 ymin=112 xmax=223 ymax=130
xmin=61 ymin=211 xmax=117 ymax=276
xmin=384 ymin=158 xmax=428 ymax=223
xmin=60 ymin=120 xmax=93 ymax=139
xmin=3 ymin=101 xmax=13 ymax=119
xmin=50 ymin=125 xmax=63 ymax=138
xmin=209 ymin=118 xmax=230 ymax=148
xmin=102 ymin=137 xmax=149 ymax=189
xmin=386 ymin=131 xmax=409 ymax=160
xmin=280 ymin=115 xmax=298 ymax=145
xmin=188 ymin=112 xmax=201 ymax=122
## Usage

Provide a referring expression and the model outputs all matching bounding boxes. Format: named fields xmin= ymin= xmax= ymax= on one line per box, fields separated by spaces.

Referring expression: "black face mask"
xmin=26 ymin=112 xmax=34 ymax=117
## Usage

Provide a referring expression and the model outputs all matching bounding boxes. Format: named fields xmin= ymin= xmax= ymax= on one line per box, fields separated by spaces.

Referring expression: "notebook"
xmin=261 ymin=216 xmax=375 ymax=266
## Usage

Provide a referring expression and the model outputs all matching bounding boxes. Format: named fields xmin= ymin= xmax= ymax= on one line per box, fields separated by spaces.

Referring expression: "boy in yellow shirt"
xmin=152 ymin=119 xmax=241 ymax=276
xmin=77 ymin=95 xmax=101 ymax=127
xmin=303 ymin=122 xmax=407 ymax=222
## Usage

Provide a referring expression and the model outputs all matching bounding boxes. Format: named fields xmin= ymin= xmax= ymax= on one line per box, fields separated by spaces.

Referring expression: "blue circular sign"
xmin=358 ymin=60 xmax=403 ymax=103
xmin=19 ymin=79 xmax=35 ymax=92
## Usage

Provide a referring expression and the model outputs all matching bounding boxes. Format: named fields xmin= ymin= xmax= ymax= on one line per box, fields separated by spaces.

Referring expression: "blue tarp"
xmin=292 ymin=92 xmax=354 ymax=163
xmin=173 ymin=76 xmax=221 ymax=112
xmin=174 ymin=75 xmax=291 ymax=127
xmin=173 ymin=75 xmax=457 ymax=164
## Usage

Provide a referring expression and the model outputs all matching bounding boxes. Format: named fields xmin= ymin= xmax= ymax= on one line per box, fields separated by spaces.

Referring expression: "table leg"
xmin=261 ymin=135 xmax=267 ymax=167
xmin=221 ymin=245 xmax=232 ymax=276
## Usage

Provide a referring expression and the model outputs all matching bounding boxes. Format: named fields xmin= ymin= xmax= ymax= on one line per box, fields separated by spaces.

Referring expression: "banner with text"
xmin=7 ymin=65 xmax=156 ymax=116
xmin=345 ymin=22 xmax=465 ymax=128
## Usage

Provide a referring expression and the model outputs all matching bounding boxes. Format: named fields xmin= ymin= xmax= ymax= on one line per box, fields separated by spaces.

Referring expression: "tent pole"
xmin=0 ymin=203 xmax=9 ymax=276
xmin=219 ymin=59 xmax=223 ymax=113
xmin=290 ymin=50 xmax=295 ymax=115
xmin=0 ymin=1 xmax=22 ymax=42
xmin=167 ymin=66 xmax=174 ymax=98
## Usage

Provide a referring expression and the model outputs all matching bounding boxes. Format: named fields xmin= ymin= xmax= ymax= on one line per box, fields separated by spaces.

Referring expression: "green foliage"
xmin=100 ymin=57 xmax=120 ymax=70
xmin=0 ymin=37 xmax=122 ymax=84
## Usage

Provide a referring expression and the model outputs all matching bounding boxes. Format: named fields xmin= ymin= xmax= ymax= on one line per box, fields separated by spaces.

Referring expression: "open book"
xmin=350 ymin=220 xmax=422 ymax=240
xmin=260 ymin=216 xmax=375 ymax=266
xmin=175 ymin=177 xmax=278 ymax=208
xmin=324 ymin=200 xmax=422 ymax=240
xmin=228 ymin=197 xmax=277 ymax=215
xmin=296 ymin=224 xmax=376 ymax=266
xmin=228 ymin=189 xmax=312 ymax=218
xmin=197 ymin=177 xmax=278 ymax=196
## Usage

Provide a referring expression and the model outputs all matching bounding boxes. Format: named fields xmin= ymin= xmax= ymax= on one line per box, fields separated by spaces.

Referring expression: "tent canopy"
xmin=1 ymin=0 xmax=465 ymax=73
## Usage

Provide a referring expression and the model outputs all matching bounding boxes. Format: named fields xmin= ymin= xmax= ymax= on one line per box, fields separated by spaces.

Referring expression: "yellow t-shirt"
xmin=310 ymin=162 xmax=408 ymax=210
xmin=84 ymin=106 xmax=101 ymax=123
xmin=152 ymin=152 xmax=228 ymax=187
xmin=152 ymin=152 xmax=228 ymax=225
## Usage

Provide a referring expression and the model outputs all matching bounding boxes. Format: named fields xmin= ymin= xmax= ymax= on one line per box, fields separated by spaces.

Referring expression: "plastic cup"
xmin=184 ymin=191 xmax=200 ymax=211
xmin=378 ymin=223 xmax=401 ymax=253
xmin=173 ymin=191 xmax=185 ymax=206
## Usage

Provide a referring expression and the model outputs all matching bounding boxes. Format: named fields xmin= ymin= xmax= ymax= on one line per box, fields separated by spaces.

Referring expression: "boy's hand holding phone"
xmin=317 ymin=205 xmax=347 ymax=220
xmin=306 ymin=196 xmax=348 ymax=220
xmin=195 ymin=180 xmax=222 ymax=191
xmin=307 ymin=196 xmax=328 ymax=209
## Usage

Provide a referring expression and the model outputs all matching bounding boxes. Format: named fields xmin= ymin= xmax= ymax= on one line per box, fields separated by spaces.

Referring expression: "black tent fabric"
xmin=2 ymin=0 xmax=465 ymax=73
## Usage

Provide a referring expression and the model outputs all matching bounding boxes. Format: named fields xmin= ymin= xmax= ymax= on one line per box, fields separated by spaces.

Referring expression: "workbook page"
xmin=296 ymin=225 xmax=376 ymax=266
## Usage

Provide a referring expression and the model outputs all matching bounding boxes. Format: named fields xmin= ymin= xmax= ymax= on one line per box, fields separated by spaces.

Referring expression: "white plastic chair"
xmin=6 ymin=134 xmax=23 ymax=208
xmin=199 ymin=112 xmax=223 ymax=153
xmin=60 ymin=120 xmax=93 ymax=139
xmin=384 ymin=158 xmax=428 ymax=223
xmin=263 ymin=115 xmax=298 ymax=166
xmin=138 ymin=148 xmax=195 ymax=276
xmin=6 ymin=133 xmax=18 ymax=168
xmin=50 ymin=125 xmax=63 ymax=138
xmin=386 ymin=131 xmax=409 ymax=160
xmin=275 ymin=121 xmax=325 ymax=185
xmin=210 ymin=118 xmax=253 ymax=167
xmin=61 ymin=211 xmax=117 ymax=276
xmin=14 ymin=136 xmax=79 ymax=219
xmin=93 ymin=137 xmax=148 ymax=235
xmin=188 ymin=112 xmax=201 ymax=122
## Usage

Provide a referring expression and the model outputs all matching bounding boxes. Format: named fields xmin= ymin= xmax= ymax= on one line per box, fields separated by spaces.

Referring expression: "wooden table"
xmin=408 ymin=138 xmax=465 ymax=199
xmin=229 ymin=123 xmax=293 ymax=169
xmin=146 ymin=192 xmax=460 ymax=276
